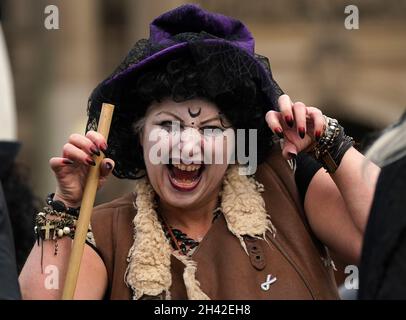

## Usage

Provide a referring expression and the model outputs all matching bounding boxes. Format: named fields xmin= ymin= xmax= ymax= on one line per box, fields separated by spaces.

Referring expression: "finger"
xmin=86 ymin=130 xmax=108 ymax=152
xmin=62 ymin=143 xmax=96 ymax=166
xmin=68 ymin=133 xmax=100 ymax=157
xmin=265 ymin=110 xmax=284 ymax=138
xmin=306 ymin=107 xmax=325 ymax=141
xmin=292 ymin=101 xmax=307 ymax=139
xmin=281 ymin=139 xmax=298 ymax=160
xmin=49 ymin=157 xmax=75 ymax=172
xmin=278 ymin=94 xmax=294 ymax=128
xmin=100 ymin=158 xmax=115 ymax=178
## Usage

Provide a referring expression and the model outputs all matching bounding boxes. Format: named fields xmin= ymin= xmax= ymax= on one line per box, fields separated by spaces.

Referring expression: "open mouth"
xmin=167 ymin=162 xmax=205 ymax=192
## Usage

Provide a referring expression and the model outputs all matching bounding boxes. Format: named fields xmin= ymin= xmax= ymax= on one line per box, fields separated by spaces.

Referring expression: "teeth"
xmin=172 ymin=163 xmax=201 ymax=172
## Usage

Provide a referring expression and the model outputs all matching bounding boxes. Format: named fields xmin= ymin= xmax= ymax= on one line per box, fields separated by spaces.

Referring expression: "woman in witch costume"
xmin=20 ymin=5 xmax=380 ymax=299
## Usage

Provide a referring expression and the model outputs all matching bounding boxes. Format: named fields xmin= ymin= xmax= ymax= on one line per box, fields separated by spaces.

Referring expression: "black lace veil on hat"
xmin=86 ymin=4 xmax=283 ymax=179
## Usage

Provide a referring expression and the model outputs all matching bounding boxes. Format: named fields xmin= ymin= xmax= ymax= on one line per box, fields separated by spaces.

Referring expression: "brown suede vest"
xmin=91 ymin=147 xmax=339 ymax=300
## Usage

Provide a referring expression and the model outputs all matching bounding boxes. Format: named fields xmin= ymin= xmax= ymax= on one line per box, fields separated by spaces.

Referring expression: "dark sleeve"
xmin=294 ymin=153 xmax=323 ymax=204
xmin=375 ymin=232 xmax=406 ymax=299
xmin=0 ymin=182 xmax=21 ymax=299
xmin=359 ymin=155 xmax=406 ymax=299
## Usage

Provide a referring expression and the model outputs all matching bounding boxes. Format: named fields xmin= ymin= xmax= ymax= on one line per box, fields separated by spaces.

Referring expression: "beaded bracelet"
xmin=34 ymin=206 xmax=95 ymax=257
xmin=35 ymin=207 xmax=77 ymax=241
xmin=46 ymin=193 xmax=80 ymax=217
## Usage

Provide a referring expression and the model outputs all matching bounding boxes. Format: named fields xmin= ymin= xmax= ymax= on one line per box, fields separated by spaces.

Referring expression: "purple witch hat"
xmin=87 ymin=4 xmax=283 ymax=179
xmin=104 ymin=4 xmax=282 ymax=99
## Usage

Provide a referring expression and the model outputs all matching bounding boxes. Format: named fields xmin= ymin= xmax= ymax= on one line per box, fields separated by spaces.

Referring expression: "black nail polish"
xmin=63 ymin=159 xmax=74 ymax=165
xmin=285 ymin=116 xmax=294 ymax=128
xmin=86 ymin=158 xmax=96 ymax=166
xmin=288 ymin=152 xmax=297 ymax=160
xmin=274 ymin=128 xmax=284 ymax=139
xmin=90 ymin=147 xmax=100 ymax=156
xmin=298 ymin=127 xmax=306 ymax=139
xmin=101 ymin=143 xmax=108 ymax=152
xmin=106 ymin=162 xmax=112 ymax=170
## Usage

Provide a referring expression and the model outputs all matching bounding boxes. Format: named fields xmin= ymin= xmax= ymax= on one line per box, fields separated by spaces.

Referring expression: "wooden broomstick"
xmin=62 ymin=103 xmax=115 ymax=300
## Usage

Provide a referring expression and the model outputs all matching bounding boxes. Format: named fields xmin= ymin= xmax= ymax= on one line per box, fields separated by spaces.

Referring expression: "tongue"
xmin=172 ymin=166 xmax=200 ymax=180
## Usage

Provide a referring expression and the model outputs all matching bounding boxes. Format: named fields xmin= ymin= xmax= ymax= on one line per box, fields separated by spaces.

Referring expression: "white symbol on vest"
xmin=261 ymin=274 xmax=277 ymax=291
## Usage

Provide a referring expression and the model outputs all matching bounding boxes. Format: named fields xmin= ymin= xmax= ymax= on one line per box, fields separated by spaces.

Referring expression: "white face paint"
xmin=140 ymin=98 xmax=233 ymax=209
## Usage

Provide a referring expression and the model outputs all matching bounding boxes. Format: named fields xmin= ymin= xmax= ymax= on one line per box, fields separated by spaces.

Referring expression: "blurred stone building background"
xmin=1 ymin=0 xmax=405 ymax=203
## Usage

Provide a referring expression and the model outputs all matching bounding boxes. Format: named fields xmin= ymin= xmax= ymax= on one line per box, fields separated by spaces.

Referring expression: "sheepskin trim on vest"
xmin=125 ymin=164 xmax=276 ymax=300
xmin=124 ymin=177 xmax=172 ymax=300
xmin=221 ymin=165 xmax=276 ymax=254
xmin=173 ymin=252 xmax=210 ymax=300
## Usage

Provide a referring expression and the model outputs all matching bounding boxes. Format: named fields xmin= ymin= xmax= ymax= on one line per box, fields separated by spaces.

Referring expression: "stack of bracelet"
xmin=310 ymin=116 xmax=355 ymax=173
xmin=35 ymin=194 xmax=94 ymax=257
xmin=46 ymin=192 xmax=80 ymax=216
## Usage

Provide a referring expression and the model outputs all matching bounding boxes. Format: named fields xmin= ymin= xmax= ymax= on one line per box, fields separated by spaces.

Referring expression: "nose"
xmin=179 ymin=128 xmax=203 ymax=161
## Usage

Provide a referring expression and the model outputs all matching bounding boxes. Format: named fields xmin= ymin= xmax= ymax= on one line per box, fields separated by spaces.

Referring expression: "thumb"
xmin=100 ymin=158 xmax=115 ymax=178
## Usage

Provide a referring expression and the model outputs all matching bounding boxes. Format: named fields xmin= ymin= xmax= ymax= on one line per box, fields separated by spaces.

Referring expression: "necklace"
xmin=126 ymin=164 xmax=275 ymax=299
xmin=159 ymin=207 xmax=222 ymax=255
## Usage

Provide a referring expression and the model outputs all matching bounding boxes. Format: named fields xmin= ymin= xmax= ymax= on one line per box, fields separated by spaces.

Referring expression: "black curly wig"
xmin=87 ymin=51 xmax=281 ymax=179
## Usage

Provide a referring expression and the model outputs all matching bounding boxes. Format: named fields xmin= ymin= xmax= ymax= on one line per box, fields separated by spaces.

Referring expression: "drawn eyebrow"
xmin=155 ymin=111 xmax=184 ymax=123
xmin=200 ymin=116 xmax=222 ymax=125
xmin=155 ymin=111 xmax=228 ymax=128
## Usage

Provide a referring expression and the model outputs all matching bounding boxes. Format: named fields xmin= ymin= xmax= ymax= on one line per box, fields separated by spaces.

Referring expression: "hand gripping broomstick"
xmin=62 ymin=103 xmax=114 ymax=300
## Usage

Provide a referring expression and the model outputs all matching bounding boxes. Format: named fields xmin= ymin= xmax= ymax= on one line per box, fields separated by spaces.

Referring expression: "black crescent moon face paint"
xmin=188 ymin=106 xmax=201 ymax=118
